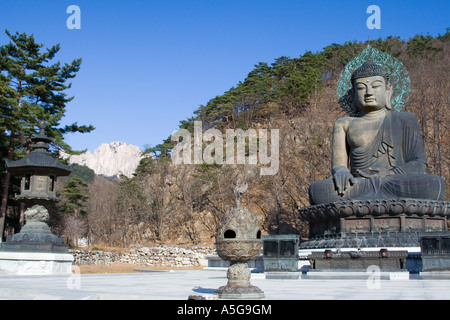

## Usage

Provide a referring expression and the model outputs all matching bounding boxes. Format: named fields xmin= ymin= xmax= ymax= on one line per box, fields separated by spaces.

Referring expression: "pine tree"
xmin=60 ymin=175 xmax=89 ymax=218
xmin=0 ymin=30 xmax=94 ymax=240
xmin=59 ymin=176 xmax=89 ymax=246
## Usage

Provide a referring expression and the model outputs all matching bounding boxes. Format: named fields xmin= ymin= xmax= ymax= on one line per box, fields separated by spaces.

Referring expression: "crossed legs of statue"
xmin=308 ymin=174 xmax=445 ymax=206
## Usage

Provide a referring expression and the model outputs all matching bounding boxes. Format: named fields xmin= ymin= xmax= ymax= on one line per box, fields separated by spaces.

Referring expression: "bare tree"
xmin=85 ymin=176 xmax=118 ymax=246
xmin=63 ymin=215 xmax=86 ymax=246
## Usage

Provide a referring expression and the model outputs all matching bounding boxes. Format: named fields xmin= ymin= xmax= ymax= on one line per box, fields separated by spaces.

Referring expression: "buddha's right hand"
xmin=332 ymin=166 xmax=356 ymax=196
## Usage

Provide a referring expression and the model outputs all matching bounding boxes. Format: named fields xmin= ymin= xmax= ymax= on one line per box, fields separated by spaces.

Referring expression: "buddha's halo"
xmin=337 ymin=45 xmax=411 ymax=114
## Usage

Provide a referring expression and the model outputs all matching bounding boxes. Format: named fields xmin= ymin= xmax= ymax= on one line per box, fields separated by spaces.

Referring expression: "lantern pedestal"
xmin=0 ymin=221 xmax=69 ymax=253
xmin=1 ymin=205 xmax=68 ymax=252
xmin=0 ymin=251 xmax=73 ymax=275
xmin=215 ymin=258 xmax=265 ymax=299
xmin=214 ymin=180 xmax=264 ymax=299
xmin=0 ymin=205 xmax=73 ymax=275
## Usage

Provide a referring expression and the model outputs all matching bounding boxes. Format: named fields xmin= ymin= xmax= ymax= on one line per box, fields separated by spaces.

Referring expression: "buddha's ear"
xmin=385 ymin=83 xmax=393 ymax=110
xmin=350 ymin=88 xmax=359 ymax=114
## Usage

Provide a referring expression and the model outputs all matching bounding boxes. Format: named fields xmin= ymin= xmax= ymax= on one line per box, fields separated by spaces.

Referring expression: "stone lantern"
xmin=5 ymin=122 xmax=71 ymax=204
xmin=0 ymin=122 xmax=73 ymax=275
xmin=214 ymin=179 xmax=264 ymax=299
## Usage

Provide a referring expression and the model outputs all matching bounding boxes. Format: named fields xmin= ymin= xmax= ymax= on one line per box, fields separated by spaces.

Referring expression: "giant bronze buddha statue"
xmin=308 ymin=61 xmax=445 ymax=205
xmin=300 ymin=56 xmax=449 ymax=250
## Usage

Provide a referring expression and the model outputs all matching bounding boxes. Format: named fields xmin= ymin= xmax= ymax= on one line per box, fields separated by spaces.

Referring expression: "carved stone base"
xmin=309 ymin=250 xmax=408 ymax=271
xmin=1 ymin=205 xmax=68 ymax=253
xmin=0 ymin=252 xmax=73 ymax=275
xmin=1 ymin=222 xmax=69 ymax=253
xmin=214 ymin=261 xmax=264 ymax=299
xmin=299 ymin=198 xmax=450 ymax=249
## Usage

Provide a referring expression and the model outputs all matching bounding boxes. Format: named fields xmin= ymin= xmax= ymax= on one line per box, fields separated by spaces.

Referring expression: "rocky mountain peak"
xmin=60 ymin=142 xmax=143 ymax=178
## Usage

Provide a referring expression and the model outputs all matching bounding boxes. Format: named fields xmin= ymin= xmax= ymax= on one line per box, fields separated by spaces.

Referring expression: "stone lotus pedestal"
xmin=299 ymin=198 xmax=450 ymax=272
xmin=299 ymin=198 xmax=450 ymax=249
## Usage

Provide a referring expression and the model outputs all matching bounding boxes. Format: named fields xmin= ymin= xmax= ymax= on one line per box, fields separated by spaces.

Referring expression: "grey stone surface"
xmin=0 ymin=269 xmax=450 ymax=300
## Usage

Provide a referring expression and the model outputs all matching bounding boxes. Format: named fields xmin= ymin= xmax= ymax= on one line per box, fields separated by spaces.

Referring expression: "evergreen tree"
xmin=59 ymin=175 xmax=89 ymax=217
xmin=0 ymin=30 xmax=94 ymax=239
xmin=407 ymin=33 xmax=443 ymax=58
xmin=68 ymin=164 xmax=95 ymax=183
xmin=59 ymin=175 xmax=89 ymax=246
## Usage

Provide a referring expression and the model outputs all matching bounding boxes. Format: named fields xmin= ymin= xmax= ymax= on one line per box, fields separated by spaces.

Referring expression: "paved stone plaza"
xmin=0 ymin=269 xmax=450 ymax=300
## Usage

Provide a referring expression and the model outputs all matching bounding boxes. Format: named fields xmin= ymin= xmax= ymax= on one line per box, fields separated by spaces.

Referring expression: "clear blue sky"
xmin=1 ymin=0 xmax=448 ymax=152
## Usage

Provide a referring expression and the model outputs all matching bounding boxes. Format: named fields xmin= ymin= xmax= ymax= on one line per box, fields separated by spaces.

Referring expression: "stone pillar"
xmin=215 ymin=261 xmax=264 ymax=299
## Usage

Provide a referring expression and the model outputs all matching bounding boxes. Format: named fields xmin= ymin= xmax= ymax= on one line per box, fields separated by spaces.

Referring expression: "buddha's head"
xmin=351 ymin=61 xmax=392 ymax=113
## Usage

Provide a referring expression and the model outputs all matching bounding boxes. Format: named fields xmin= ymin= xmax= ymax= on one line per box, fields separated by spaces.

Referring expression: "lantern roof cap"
xmin=4 ymin=122 xmax=71 ymax=176
xmin=31 ymin=121 xmax=53 ymax=145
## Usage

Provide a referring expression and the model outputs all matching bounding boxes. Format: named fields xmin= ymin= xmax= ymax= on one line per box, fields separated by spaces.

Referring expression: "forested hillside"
xmin=3 ymin=31 xmax=449 ymax=247
xmin=83 ymin=31 xmax=448 ymax=247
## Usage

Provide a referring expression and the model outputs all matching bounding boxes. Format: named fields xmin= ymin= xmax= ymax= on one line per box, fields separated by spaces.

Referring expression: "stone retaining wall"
xmin=70 ymin=245 xmax=216 ymax=267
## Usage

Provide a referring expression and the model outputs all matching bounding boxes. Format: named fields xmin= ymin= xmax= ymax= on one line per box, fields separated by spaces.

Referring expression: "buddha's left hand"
xmin=356 ymin=167 xmax=390 ymax=178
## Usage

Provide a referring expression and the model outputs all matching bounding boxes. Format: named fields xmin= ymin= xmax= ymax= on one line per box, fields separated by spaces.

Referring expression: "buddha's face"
xmin=353 ymin=76 xmax=391 ymax=112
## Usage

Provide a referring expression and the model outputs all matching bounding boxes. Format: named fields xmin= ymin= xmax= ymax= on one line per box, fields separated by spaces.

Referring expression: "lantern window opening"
xmin=24 ymin=174 xmax=31 ymax=190
xmin=49 ymin=175 xmax=56 ymax=192
xmin=224 ymin=229 xmax=236 ymax=239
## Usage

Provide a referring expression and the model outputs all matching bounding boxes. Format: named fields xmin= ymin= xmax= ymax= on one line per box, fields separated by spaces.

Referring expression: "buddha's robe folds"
xmin=308 ymin=111 xmax=445 ymax=205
